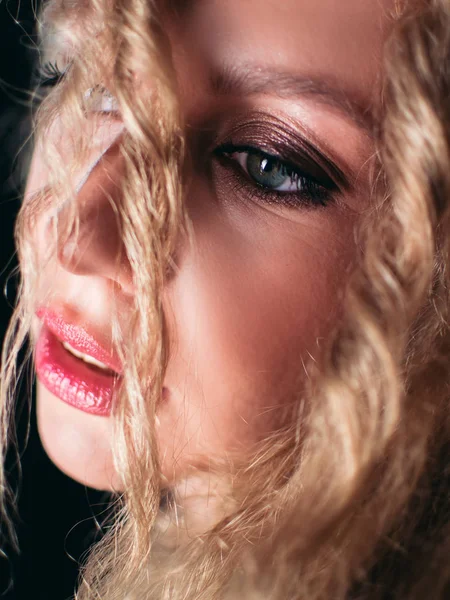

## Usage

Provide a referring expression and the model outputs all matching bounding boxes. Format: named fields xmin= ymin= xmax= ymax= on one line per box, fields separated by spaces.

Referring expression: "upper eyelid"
xmin=207 ymin=110 xmax=354 ymax=190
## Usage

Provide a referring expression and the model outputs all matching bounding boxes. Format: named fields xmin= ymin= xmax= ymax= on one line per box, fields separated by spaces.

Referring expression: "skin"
xmin=26 ymin=0 xmax=397 ymax=490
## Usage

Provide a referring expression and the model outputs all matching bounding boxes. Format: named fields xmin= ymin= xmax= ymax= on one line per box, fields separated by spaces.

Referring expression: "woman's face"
xmin=27 ymin=0 xmax=396 ymax=490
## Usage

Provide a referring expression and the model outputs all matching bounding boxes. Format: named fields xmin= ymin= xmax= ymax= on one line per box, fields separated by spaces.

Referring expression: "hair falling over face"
xmin=1 ymin=0 xmax=450 ymax=598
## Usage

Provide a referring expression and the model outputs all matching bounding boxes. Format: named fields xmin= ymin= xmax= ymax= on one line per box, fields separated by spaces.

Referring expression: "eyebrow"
xmin=210 ymin=64 xmax=375 ymax=136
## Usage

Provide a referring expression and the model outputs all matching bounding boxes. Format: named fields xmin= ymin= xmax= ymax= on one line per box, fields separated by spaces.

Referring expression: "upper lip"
xmin=36 ymin=307 xmax=123 ymax=374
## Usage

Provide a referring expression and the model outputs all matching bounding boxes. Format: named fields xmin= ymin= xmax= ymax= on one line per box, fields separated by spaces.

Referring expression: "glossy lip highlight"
xmin=36 ymin=308 xmax=122 ymax=373
xmin=34 ymin=308 xmax=122 ymax=416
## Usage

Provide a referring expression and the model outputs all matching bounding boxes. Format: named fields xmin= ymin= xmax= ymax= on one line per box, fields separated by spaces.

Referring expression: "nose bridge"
xmin=55 ymin=140 xmax=134 ymax=294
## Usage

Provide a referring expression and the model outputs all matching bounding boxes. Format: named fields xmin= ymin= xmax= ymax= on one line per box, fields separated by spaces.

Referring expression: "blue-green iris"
xmin=246 ymin=151 xmax=291 ymax=190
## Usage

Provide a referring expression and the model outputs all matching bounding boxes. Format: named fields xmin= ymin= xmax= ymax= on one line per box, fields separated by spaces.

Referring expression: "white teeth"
xmin=62 ymin=341 xmax=110 ymax=371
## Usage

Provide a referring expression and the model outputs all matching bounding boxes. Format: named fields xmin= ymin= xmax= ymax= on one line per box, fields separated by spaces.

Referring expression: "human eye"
xmin=217 ymin=144 xmax=335 ymax=207
xmin=34 ymin=60 xmax=118 ymax=115
xmin=212 ymin=114 xmax=348 ymax=210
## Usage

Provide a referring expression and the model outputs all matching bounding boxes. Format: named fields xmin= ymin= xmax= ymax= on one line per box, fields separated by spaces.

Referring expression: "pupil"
xmin=260 ymin=158 xmax=273 ymax=173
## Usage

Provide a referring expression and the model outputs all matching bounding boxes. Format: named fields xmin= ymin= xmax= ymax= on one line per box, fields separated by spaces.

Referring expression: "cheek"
xmin=160 ymin=192 xmax=356 ymax=468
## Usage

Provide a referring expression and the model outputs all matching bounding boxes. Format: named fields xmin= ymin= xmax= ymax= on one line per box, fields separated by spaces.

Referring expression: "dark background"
xmin=0 ymin=3 xmax=105 ymax=599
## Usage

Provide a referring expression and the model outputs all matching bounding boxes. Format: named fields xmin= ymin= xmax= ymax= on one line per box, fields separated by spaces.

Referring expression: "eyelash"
xmin=215 ymin=144 xmax=337 ymax=208
xmin=34 ymin=60 xmax=67 ymax=89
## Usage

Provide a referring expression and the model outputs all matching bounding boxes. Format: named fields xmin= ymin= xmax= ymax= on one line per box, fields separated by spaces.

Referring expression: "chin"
xmin=36 ymin=381 xmax=121 ymax=491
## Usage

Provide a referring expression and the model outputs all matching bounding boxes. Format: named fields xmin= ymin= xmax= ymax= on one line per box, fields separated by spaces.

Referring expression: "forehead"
xmin=164 ymin=0 xmax=400 ymax=136
xmin=45 ymin=0 xmax=399 ymax=76
xmin=172 ymin=0 xmax=397 ymax=86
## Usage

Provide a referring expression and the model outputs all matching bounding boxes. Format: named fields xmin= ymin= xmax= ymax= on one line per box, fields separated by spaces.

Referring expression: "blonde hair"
xmin=2 ymin=0 xmax=450 ymax=598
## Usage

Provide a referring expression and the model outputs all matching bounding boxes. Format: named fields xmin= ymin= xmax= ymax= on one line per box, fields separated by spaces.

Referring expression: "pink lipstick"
xmin=35 ymin=309 xmax=122 ymax=416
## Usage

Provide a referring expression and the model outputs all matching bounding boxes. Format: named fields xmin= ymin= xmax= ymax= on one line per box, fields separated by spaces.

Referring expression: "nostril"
xmin=55 ymin=215 xmax=135 ymax=295
xmin=110 ymin=277 xmax=133 ymax=297
xmin=111 ymin=261 xmax=135 ymax=297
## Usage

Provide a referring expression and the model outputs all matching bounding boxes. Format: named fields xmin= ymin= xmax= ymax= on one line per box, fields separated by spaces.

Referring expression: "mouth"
xmin=61 ymin=340 xmax=115 ymax=372
xmin=34 ymin=310 xmax=122 ymax=416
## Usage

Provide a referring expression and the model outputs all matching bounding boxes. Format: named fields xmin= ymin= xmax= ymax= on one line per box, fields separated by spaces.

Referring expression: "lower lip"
xmin=35 ymin=325 xmax=119 ymax=416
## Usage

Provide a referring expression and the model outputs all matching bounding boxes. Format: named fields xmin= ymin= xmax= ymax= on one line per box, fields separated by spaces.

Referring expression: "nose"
xmin=54 ymin=140 xmax=134 ymax=295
